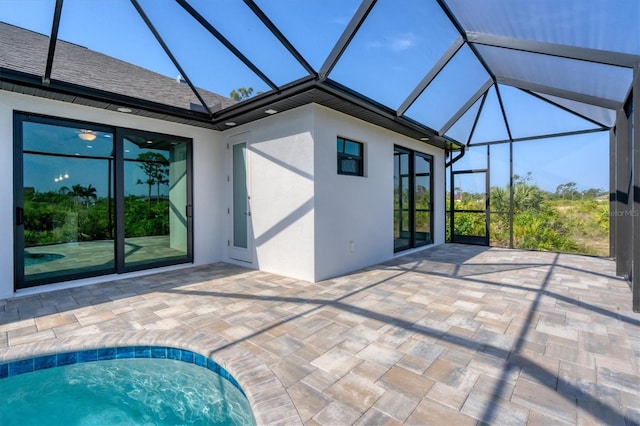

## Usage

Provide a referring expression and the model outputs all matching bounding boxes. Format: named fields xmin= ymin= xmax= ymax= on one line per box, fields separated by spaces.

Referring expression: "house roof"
xmin=1 ymin=1 xmax=638 ymax=150
xmin=0 ymin=22 xmax=234 ymax=123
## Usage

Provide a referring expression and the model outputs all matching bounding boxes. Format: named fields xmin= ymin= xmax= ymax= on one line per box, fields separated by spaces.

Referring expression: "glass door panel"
xmin=415 ymin=153 xmax=432 ymax=246
xmin=394 ymin=149 xmax=410 ymax=251
xmin=229 ymin=141 xmax=252 ymax=263
xmin=123 ymin=134 xmax=189 ymax=269
xmin=15 ymin=114 xmax=193 ymax=290
xmin=233 ymin=143 xmax=248 ymax=249
xmin=394 ymin=147 xmax=433 ymax=252
xmin=19 ymin=120 xmax=115 ymax=288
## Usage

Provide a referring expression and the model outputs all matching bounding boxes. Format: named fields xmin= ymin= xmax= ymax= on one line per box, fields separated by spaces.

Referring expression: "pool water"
xmin=0 ymin=358 xmax=255 ymax=425
xmin=24 ymin=252 xmax=64 ymax=266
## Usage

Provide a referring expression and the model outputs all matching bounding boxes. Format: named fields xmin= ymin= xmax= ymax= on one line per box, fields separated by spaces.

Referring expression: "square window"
xmin=337 ymin=137 xmax=364 ymax=176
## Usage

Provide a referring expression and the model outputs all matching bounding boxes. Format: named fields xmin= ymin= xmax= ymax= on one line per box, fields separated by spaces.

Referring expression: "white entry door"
xmin=229 ymin=138 xmax=253 ymax=263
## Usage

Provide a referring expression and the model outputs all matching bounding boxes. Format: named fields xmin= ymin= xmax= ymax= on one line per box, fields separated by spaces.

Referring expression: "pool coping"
xmin=0 ymin=345 xmax=247 ymax=395
xmin=0 ymin=329 xmax=302 ymax=425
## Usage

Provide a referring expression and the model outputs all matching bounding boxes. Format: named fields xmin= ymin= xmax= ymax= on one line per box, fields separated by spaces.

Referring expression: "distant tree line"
xmin=448 ymin=173 xmax=609 ymax=256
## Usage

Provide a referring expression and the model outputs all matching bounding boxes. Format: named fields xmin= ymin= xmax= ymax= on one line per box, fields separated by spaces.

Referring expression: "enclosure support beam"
xmin=131 ymin=0 xmax=213 ymax=116
xmin=467 ymin=32 xmax=640 ymax=69
xmin=177 ymin=0 xmax=278 ymax=91
xmin=523 ymin=89 xmax=609 ymax=129
xmin=43 ymin=0 xmax=64 ymax=85
xmin=397 ymin=36 xmax=465 ymax=117
xmin=243 ymin=0 xmax=316 ymax=77
xmin=614 ymin=102 xmax=632 ymax=279
xmin=319 ymin=0 xmax=377 ymax=80
xmin=632 ymin=66 xmax=639 ymax=312
xmin=466 ymin=91 xmax=488 ymax=146
xmin=440 ymin=79 xmax=493 ymax=136
xmin=496 ymin=76 xmax=621 ymax=110
xmin=610 ymin=128 xmax=617 ymax=259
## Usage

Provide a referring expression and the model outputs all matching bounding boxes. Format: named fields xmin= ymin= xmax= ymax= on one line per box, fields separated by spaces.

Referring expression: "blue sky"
xmin=1 ymin=0 xmax=614 ymax=193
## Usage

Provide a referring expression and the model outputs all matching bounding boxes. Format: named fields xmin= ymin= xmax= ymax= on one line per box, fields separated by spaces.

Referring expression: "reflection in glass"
xmin=414 ymin=154 xmax=432 ymax=246
xmin=123 ymin=135 xmax=189 ymax=268
xmin=233 ymin=143 xmax=248 ymax=249
xmin=394 ymin=148 xmax=432 ymax=251
xmin=394 ymin=149 xmax=410 ymax=251
xmin=22 ymin=122 xmax=115 ymax=286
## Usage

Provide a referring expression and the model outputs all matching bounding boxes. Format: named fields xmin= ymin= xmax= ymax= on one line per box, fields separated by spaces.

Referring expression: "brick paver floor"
xmin=1 ymin=244 xmax=638 ymax=425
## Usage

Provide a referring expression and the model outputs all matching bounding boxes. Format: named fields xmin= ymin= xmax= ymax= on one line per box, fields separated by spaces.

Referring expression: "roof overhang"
xmin=0 ymin=67 xmax=461 ymax=151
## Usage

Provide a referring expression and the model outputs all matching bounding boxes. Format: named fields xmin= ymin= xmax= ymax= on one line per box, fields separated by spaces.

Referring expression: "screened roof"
xmin=1 ymin=0 xmax=638 ymax=150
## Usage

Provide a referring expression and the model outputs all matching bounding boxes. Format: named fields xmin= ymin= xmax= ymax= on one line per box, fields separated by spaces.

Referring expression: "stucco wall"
xmin=313 ymin=104 xmax=445 ymax=281
xmin=222 ymin=105 xmax=315 ymax=282
xmin=0 ymin=91 xmax=225 ymax=299
xmin=1 ymin=94 xmax=445 ymax=297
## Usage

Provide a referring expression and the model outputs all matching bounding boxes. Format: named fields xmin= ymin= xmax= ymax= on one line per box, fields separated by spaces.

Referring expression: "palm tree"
xmin=490 ymin=186 xmax=509 ymax=212
xmin=67 ymin=184 xmax=84 ymax=206
xmin=81 ymin=184 xmax=97 ymax=207
xmin=229 ymin=87 xmax=254 ymax=102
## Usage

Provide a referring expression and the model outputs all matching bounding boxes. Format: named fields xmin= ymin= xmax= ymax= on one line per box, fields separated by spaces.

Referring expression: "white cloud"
xmin=390 ymin=35 xmax=416 ymax=52
xmin=366 ymin=33 xmax=418 ymax=53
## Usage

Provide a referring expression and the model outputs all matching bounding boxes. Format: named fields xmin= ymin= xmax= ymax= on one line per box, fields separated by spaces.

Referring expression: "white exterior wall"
xmin=1 ymin=94 xmax=445 ymax=297
xmin=0 ymin=91 xmax=225 ymax=299
xmin=222 ymin=105 xmax=315 ymax=282
xmin=313 ymin=105 xmax=445 ymax=281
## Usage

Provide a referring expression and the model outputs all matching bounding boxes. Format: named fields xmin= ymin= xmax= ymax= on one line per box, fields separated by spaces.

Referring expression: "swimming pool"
xmin=24 ymin=252 xmax=64 ymax=266
xmin=0 ymin=346 xmax=255 ymax=425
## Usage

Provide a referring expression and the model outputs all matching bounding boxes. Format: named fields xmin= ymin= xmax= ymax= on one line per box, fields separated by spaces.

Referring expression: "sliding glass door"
xmin=394 ymin=146 xmax=433 ymax=252
xmin=14 ymin=113 xmax=192 ymax=289
xmin=122 ymin=132 xmax=190 ymax=269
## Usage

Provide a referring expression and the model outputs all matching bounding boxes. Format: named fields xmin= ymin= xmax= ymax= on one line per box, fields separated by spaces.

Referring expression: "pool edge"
xmin=0 ymin=330 xmax=302 ymax=425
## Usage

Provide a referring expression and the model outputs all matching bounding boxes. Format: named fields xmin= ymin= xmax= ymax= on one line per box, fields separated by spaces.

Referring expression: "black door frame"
xmin=13 ymin=112 xmax=194 ymax=290
xmin=450 ymin=168 xmax=490 ymax=246
xmin=394 ymin=146 xmax=434 ymax=252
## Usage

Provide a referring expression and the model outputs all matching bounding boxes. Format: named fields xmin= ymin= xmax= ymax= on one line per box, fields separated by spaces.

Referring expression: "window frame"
xmin=337 ymin=136 xmax=365 ymax=176
xmin=13 ymin=112 xmax=194 ymax=290
xmin=394 ymin=145 xmax=434 ymax=253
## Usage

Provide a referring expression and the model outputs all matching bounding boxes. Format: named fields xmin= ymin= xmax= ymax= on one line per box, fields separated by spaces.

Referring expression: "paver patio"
xmin=1 ymin=244 xmax=638 ymax=425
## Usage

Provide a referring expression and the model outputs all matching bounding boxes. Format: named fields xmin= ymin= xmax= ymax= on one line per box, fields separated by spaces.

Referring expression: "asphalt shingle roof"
xmin=0 ymin=22 xmax=234 ymax=112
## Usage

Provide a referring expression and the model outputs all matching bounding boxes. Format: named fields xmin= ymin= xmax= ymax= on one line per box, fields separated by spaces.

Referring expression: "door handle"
xmin=16 ymin=207 xmax=24 ymax=226
xmin=244 ymin=212 xmax=251 ymax=216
